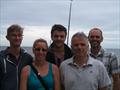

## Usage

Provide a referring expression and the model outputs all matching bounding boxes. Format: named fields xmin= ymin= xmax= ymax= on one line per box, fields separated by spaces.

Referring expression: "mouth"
xmin=91 ymin=41 xmax=99 ymax=47
xmin=36 ymin=53 xmax=44 ymax=57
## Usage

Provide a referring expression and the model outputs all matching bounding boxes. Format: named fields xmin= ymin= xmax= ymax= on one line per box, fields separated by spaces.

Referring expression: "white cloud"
xmin=0 ymin=0 xmax=119 ymax=49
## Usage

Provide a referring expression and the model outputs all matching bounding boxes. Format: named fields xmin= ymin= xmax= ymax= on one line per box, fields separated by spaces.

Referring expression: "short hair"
xmin=72 ymin=32 xmax=88 ymax=41
xmin=33 ymin=38 xmax=48 ymax=49
xmin=88 ymin=27 xmax=103 ymax=39
xmin=7 ymin=24 xmax=23 ymax=36
xmin=71 ymin=32 xmax=89 ymax=47
xmin=51 ymin=24 xmax=67 ymax=36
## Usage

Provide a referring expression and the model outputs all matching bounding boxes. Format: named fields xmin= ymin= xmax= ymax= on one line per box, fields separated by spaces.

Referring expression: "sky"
xmin=0 ymin=0 xmax=120 ymax=49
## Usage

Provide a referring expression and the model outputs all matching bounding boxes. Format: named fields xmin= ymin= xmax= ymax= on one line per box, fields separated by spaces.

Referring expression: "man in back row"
xmin=88 ymin=28 xmax=120 ymax=90
xmin=46 ymin=24 xmax=72 ymax=67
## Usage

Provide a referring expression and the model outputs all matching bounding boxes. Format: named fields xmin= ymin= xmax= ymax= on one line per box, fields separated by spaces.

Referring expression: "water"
xmin=0 ymin=46 xmax=120 ymax=64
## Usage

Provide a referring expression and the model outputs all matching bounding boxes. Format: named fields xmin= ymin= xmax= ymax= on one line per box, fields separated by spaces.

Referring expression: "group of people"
xmin=0 ymin=24 xmax=119 ymax=90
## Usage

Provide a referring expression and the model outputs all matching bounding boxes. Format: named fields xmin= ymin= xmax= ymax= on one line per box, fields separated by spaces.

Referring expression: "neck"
xmin=53 ymin=46 xmax=64 ymax=52
xmin=91 ymin=46 xmax=101 ymax=56
xmin=34 ymin=58 xmax=47 ymax=67
xmin=74 ymin=55 xmax=88 ymax=66
xmin=8 ymin=47 xmax=21 ymax=56
xmin=7 ymin=47 xmax=21 ymax=59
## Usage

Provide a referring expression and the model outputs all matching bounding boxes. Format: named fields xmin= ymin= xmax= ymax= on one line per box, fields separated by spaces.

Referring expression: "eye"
xmin=34 ymin=48 xmax=47 ymax=52
xmin=81 ymin=43 xmax=86 ymax=46
xmin=90 ymin=36 xmax=100 ymax=38
xmin=60 ymin=35 xmax=65 ymax=38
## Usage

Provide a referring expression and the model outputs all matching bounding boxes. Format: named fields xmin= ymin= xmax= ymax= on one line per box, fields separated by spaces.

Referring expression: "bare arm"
xmin=52 ymin=64 xmax=61 ymax=90
xmin=20 ymin=65 xmax=30 ymax=90
xmin=99 ymin=86 xmax=108 ymax=90
xmin=112 ymin=73 xmax=120 ymax=90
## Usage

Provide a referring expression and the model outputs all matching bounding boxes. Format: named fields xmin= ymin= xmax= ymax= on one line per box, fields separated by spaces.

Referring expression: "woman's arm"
xmin=52 ymin=64 xmax=61 ymax=90
xmin=20 ymin=65 xmax=30 ymax=90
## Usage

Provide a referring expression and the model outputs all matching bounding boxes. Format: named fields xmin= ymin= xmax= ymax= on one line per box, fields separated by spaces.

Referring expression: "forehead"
xmin=8 ymin=30 xmax=23 ymax=35
xmin=35 ymin=42 xmax=47 ymax=48
xmin=72 ymin=37 xmax=88 ymax=44
xmin=52 ymin=30 xmax=66 ymax=35
xmin=89 ymin=30 xmax=101 ymax=36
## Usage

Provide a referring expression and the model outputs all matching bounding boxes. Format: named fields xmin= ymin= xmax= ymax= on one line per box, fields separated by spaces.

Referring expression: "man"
xmin=60 ymin=32 xmax=111 ymax=90
xmin=88 ymin=28 xmax=120 ymax=90
xmin=0 ymin=24 xmax=33 ymax=90
xmin=46 ymin=24 xmax=72 ymax=67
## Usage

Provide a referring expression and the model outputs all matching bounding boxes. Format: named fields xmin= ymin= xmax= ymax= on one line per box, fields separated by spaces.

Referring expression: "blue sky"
xmin=0 ymin=0 xmax=120 ymax=49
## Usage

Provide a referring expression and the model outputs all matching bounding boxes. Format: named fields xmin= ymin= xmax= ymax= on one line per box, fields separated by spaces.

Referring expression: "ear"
xmin=101 ymin=36 xmax=103 ymax=42
xmin=6 ymin=35 xmax=9 ymax=40
xmin=51 ymin=35 xmax=53 ymax=41
xmin=32 ymin=48 xmax=35 ymax=54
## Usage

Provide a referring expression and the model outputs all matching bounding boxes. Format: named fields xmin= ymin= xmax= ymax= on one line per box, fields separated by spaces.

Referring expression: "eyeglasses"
xmin=34 ymin=48 xmax=47 ymax=52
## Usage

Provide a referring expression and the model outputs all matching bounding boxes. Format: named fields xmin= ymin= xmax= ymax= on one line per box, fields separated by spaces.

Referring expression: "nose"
xmin=16 ymin=36 xmax=20 ymax=39
xmin=57 ymin=36 xmax=61 ymax=40
xmin=78 ymin=44 xmax=82 ymax=49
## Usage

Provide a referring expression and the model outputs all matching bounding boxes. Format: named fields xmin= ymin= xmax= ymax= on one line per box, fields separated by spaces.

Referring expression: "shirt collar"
xmin=4 ymin=47 xmax=26 ymax=56
xmin=89 ymin=47 xmax=104 ymax=58
xmin=68 ymin=56 xmax=93 ymax=68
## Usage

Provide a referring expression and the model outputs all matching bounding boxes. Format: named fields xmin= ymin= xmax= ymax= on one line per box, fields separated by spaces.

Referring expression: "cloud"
xmin=0 ymin=0 xmax=119 ymax=48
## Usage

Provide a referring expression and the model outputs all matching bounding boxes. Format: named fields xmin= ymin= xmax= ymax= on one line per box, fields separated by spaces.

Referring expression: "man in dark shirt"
xmin=0 ymin=24 xmax=33 ymax=90
xmin=46 ymin=24 xmax=72 ymax=67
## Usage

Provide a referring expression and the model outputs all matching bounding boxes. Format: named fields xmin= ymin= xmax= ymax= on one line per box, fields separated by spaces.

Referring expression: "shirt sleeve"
xmin=98 ymin=62 xmax=111 ymax=88
xmin=110 ymin=53 xmax=119 ymax=74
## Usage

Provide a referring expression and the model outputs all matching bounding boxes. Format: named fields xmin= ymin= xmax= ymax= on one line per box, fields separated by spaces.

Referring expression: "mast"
xmin=67 ymin=0 xmax=73 ymax=45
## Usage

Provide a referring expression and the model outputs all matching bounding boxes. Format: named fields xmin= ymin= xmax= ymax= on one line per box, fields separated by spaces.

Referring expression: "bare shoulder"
xmin=21 ymin=65 xmax=31 ymax=77
xmin=52 ymin=64 xmax=59 ymax=74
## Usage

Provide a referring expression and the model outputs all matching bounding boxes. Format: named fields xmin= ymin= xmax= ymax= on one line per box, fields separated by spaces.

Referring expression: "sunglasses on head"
xmin=34 ymin=48 xmax=47 ymax=52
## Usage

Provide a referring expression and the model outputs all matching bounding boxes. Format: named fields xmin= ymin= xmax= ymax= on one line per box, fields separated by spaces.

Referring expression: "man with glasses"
xmin=0 ymin=24 xmax=33 ymax=90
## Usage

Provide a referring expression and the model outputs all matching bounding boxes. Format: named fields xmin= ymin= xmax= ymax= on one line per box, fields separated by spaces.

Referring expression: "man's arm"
xmin=110 ymin=53 xmax=120 ymax=90
xmin=99 ymin=86 xmax=108 ymax=90
xmin=112 ymin=73 xmax=120 ymax=90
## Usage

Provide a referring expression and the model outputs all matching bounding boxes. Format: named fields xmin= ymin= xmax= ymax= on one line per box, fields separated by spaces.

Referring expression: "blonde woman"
xmin=20 ymin=38 xmax=60 ymax=90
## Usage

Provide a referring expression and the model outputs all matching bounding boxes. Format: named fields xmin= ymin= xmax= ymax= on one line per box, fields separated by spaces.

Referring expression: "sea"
xmin=0 ymin=46 xmax=120 ymax=64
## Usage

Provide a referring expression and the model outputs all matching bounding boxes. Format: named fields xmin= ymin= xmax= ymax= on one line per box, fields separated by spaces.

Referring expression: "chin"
xmin=56 ymin=44 xmax=63 ymax=48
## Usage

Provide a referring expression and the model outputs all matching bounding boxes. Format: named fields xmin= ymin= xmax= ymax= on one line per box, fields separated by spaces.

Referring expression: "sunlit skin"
xmin=88 ymin=29 xmax=103 ymax=49
xmin=71 ymin=36 xmax=89 ymax=66
xmin=33 ymin=42 xmax=47 ymax=62
xmin=6 ymin=31 xmax=23 ymax=59
xmin=20 ymin=40 xmax=61 ymax=90
xmin=51 ymin=30 xmax=66 ymax=48
xmin=88 ymin=29 xmax=120 ymax=90
xmin=6 ymin=31 xmax=23 ymax=48
xmin=88 ymin=29 xmax=103 ymax=56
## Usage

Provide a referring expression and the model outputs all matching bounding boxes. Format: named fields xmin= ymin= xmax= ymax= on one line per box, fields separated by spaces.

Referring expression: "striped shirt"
xmin=90 ymin=48 xmax=119 ymax=77
xmin=90 ymin=48 xmax=119 ymax=90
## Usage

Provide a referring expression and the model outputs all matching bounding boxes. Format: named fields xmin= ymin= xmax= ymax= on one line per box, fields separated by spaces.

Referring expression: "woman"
xmin=20 ymin=38 xmax=60 ymax=90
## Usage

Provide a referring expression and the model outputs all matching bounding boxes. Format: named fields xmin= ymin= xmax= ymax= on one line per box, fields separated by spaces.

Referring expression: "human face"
xmin=71 ymin=37 xmax=89 ymax=57
xmin=51 ymin=30 xmax=66 ymax=48
xmin=33 ymin=42 xmax=47 ymax=60
xmin=6 ymin=31 xmax=23 ymax=47
xmin=88 ymin=30 xmax=103 ymax=48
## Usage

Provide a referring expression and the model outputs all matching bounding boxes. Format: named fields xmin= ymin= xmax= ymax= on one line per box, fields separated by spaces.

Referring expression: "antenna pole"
xmin=67 ymin=0 xmax=73 ymax=45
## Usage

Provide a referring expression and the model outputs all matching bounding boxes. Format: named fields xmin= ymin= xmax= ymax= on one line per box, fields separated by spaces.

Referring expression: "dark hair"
xmin=33 ymin=38 xmax=48 ymax=49
xmin=51 ymin=24 xmax=67 ymax=36
xmin=7 ymin=24 xmax=23 ymax=36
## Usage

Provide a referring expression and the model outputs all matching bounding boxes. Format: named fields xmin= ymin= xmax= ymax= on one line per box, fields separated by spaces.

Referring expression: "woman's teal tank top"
xmin=27 ymin=63 xmax=54 ymax=90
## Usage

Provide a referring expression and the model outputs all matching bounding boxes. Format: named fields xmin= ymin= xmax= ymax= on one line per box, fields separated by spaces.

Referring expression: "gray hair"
xmin=71 ymin=32 xmax=88 ymax=40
